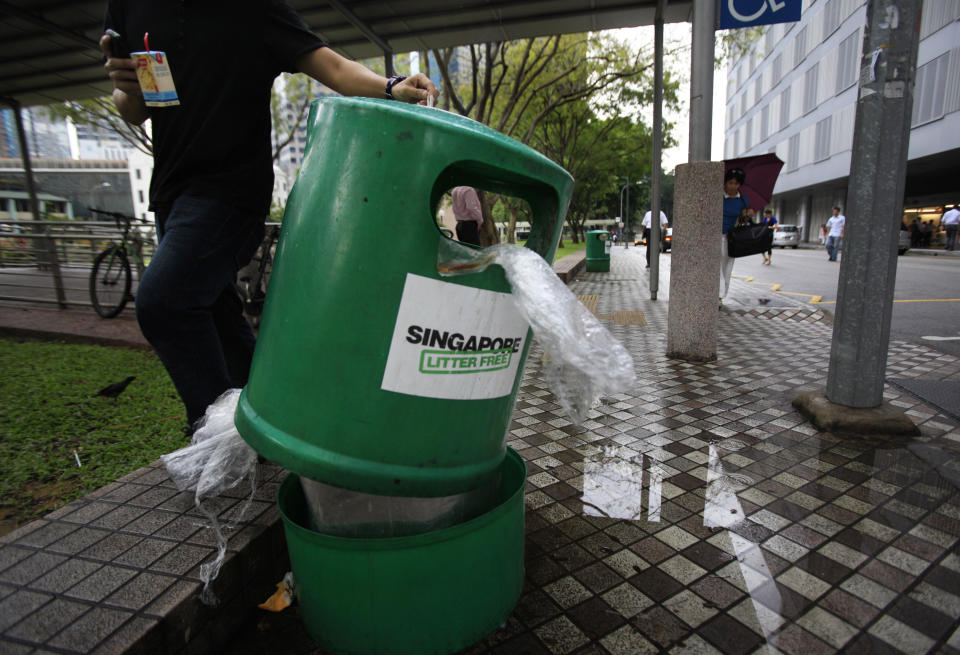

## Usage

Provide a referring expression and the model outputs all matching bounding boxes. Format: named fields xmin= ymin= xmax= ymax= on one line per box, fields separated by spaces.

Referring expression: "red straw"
xmin=144 ymin=32 xmax=150 ymax=53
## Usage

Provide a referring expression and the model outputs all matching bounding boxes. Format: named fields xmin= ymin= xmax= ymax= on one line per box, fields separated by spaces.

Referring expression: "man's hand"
xmin=390 ymin=73 xmax=439 ymax=106
xmin=99 ymin=33 xmax=141 ymax=96
xmin=100 ymin=33 xmax=148 ymax=125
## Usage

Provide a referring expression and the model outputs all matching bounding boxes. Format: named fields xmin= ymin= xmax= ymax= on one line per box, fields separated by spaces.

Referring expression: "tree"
xmin=432 ymin=32 xmax=682 ymax=245
xmin=47 ymin=97 xmax=152 ymax=155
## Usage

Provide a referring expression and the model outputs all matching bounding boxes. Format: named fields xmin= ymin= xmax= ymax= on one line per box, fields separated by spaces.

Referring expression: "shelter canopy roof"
xmin=0 ymin=0 xmax=691 ymax=107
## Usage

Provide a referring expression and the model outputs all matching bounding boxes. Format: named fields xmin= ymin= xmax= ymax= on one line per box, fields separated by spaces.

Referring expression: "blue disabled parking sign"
xmin=719 ymin=0 xmax=801 ymax=29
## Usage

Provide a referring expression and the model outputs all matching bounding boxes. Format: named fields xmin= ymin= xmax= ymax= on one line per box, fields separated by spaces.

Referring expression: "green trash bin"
xmin=277 ymin=448 xmax=527 ymax=655
xmin=235 ymin=97 xmax=573 ymax=497
xmin=585 ymin=229 xmax=611 ymax=272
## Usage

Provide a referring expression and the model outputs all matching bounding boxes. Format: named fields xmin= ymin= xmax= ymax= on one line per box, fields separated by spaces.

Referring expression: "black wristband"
xmin=385 ymin=75 xmax=407 ymax=100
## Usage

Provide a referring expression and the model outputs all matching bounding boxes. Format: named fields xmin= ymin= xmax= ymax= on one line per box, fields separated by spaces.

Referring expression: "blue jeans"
xmin=826 ymin=236 xmax=841 ymax=260
xmin=136 ymin=195 xmax=264 ymax=426
xmin=946 ymin=225 xmax=958 ymax=251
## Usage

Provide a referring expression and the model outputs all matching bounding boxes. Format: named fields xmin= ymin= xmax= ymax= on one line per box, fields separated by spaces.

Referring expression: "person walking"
xmin=910 ymin=216 xmax=923 ymax=248
xmin=721 ymin=168 xmax=748 ymax=306
xmin=825 ymin=207 xmax=845 ymax=262
xmin=921 ymin=220 xmax=934 ymax=248
xmin=641 ymin=209 xmax=668 ymax=268
xmin=451 ymin=186 xmax=483 ymax=247
xmin=941 ymin=204 xmax=960 ymax=251
xmin=760 ymin=208 xmax=777 ymax=265
xmin=101 ymin=2 xmax=438 ymax=430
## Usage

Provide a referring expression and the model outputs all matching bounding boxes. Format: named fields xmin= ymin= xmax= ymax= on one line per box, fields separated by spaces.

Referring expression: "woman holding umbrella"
xmin=720 ymin=168 xmax=748 ymax=306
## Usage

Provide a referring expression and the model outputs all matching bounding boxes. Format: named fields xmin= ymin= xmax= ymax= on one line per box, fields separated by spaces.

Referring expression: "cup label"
xmin=131 ymin=51 xmax=180 ymax=107
xmin=381 ymin=274 xmax=529 ymax=400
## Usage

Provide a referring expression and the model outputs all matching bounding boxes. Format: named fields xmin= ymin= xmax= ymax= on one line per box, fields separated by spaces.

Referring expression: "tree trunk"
xmin=476 ymin=190 xmax=500 ymax=247
xmin=507 ymin=204 xmax=519 ymax=243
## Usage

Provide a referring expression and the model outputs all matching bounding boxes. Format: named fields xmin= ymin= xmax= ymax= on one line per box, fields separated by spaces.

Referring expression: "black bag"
xmin=726 ymin=224 xmax=774 ymax=258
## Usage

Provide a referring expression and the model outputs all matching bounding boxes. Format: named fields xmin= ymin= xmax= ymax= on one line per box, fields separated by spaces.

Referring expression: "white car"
xmin=773 ymin=224 xmax=799 ymax=248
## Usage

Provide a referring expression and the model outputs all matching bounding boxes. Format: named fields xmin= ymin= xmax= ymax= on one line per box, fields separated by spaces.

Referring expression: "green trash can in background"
xmin=235 ymin=97 xmax=573 ymax=496
xmin=586 ymin=229 xmax=611 ymax=272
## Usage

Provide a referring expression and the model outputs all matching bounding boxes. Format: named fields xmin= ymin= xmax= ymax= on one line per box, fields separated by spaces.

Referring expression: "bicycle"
xmin=237 ymin=224 xmax=281 ymax=328
xmin=88 ymin=208 xmax=150 ymax=318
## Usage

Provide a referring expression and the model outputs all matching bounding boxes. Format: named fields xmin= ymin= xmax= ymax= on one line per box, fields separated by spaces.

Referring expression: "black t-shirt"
xmin=104 ymin=1 xmax=326 ymax=215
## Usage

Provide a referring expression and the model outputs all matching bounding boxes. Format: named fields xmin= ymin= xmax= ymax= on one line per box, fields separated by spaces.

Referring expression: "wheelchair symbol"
xmin=728 ymin=0 xmax=787 ymax=22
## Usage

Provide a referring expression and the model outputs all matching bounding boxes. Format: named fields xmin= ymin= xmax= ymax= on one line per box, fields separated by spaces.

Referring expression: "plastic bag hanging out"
xmin=438 ymin=239 xmax=636 ymax=424
xmin=161 ymin=389 xmax=258 ymax=605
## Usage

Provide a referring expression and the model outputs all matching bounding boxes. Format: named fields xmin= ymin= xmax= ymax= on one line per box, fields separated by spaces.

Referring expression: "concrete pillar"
xmin=667 ymin=161 xmax=723 ymax=362
xmin=827 ymin=0 xmax=923 ymax=408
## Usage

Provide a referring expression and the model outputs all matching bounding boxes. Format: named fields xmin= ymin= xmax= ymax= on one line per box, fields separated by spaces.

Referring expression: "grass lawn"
xmin=516 ymin=239 xmax=586 ymax=261
xmin=0 ymin=338 xmax=187 ymax=534
xmin=552 ymin=240 xmax=587 ymax=261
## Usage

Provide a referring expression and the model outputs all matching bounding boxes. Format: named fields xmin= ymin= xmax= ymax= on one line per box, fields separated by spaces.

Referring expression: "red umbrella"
xmin=724 ymin=153 xmax=784 ymax=210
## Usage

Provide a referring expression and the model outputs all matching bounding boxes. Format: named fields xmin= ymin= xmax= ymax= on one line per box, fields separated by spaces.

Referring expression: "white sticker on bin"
xmin=381 ymin=273 xmax=529 ymax=400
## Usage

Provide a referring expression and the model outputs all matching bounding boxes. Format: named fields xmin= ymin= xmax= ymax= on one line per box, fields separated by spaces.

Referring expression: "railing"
xmin=0 ymin=219 xmax=157 ymax=308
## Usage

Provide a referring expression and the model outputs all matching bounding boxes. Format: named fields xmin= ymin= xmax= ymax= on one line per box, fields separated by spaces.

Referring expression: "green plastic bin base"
xmin=277 ymin=448 xmax=526 ymax=655
xmin=585 ymin=257 xmax=610 ymax=272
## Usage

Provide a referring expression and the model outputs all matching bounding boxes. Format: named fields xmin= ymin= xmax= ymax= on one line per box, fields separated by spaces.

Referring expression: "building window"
xmin=740 ymin=92 xmax=748 ymax=117
xmin=135 ymin=169 xmax=142 ymax=180
xmin=772 ymin=54 xmax=783 ymax=85
xmin=760 ymin=105 xmax=770 ymax=141
xmin=814 ymin=116 xmax=832 ymax=161
xmin=745 ymin=117 xmax=754 ymax=150
xmin=835 ymin=31 xmax=859 ymax=94
xmin=780 ymin=86 xmax=792 ymax=130
xmin=755 ymin=78 xmax=763 ymax=103
xmin=912 ymin=53 xmax=949 ymax=126
xmin=794 ymin=26 xmax=807 ymax=65
xmin=138 ymin=190 xmax=144 ymax=203
xmin=788 ymin=133 xmax=800 ymax=170
xmin=734 ymin=128 xmax=741 ymax=156
xmin=803 ymin=64 xmax=819 ymax=114
xmin=822 ymin=0 xmax=841 ymax=39
xmin=765 ymin=26 xmax=775 ymax=56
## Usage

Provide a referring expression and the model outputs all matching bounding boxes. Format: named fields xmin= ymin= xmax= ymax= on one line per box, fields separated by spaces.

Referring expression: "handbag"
xmin=726 ymin=223 xmax=774 ymax=258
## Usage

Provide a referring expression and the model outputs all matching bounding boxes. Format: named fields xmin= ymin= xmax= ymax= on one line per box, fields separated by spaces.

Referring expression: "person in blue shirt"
xmin=760 ymin=208 xmax=777 ymax=265
xmin=721 ymin=168 xmax=748 ymax=305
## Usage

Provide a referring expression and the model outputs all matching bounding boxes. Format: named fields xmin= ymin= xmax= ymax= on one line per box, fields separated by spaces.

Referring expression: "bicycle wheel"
xmin=90 ymin=246 xmax=132 ymax=318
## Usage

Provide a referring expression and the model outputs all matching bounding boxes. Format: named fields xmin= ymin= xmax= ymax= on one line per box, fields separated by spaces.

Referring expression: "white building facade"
xmin=724 ymin=0 xmax=960 ymax=241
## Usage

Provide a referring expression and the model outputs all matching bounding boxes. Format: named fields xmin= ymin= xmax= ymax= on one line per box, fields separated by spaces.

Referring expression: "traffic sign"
xmin=719 ymin=0 xmax=801 ymax=29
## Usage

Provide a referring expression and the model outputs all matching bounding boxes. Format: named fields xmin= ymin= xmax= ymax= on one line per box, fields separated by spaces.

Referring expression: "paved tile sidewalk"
xmin=230 ymin=247 xmax=960 ymax=654
xmin=3 ymin=246 xmax=960 ymax=654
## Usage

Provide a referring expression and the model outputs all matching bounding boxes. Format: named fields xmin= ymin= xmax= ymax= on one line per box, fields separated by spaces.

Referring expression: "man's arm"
xmin=296 ymin=47 xmax=438 ymax=104
xmin=100 ymin=34 xmax=148 ymax=125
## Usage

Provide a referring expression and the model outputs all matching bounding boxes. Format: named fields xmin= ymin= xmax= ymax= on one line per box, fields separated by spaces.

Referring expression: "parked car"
xmin=773 ymin=224 xmax=799 ymax=248
xmin=635 ymin=227 xmax=672 ymax=251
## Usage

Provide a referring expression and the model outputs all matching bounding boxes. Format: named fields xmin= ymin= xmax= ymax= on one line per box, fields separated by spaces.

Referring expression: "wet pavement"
xmin=224 ymin=246 xmax=960 ymax=655
xmin=4 ymin=246 xmax=960 ymax=654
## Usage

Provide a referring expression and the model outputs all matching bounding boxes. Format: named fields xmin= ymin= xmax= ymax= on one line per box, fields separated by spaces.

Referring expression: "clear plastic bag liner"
xmin=299 ymin=473 xmax=499 ymax=538
xmin=161 ymin=389 xmax=258 ymax=605
xmin=438 ymin=239 xmax=636 ymax=424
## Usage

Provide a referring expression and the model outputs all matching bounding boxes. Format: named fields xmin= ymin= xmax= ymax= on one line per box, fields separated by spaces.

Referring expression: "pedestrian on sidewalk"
xmin=941 ymin=204 xmax=959 ymax=251
xmin=720 ymin=168 xmax=748 ymax=305
xmin=825 ymin=207 xmax=845 ymax=261
xmin=451 ymin=186 xmax=483 ymax=247
xmin=641 ymin=208 xmax=668 ymax=268
xmin=921 ymin=220 xmax=934 ymax=248
xmin=910 ymin=216 xmax=923 ymax=247
xmin=100 ymin=2 xmax=438 ymax=429
xmin=760 ymin=208 xmax=777 ymax=265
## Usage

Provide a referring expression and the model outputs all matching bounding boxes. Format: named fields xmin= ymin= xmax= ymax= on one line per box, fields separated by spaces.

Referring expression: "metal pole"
xmin=384 ymin=52 xmax=394 ymax=78
xmin=826 ymin=0 xmax=923 ymax=407
xmin=650 ymin=0 xmax=666 ymax=299
xmin=624 ymin=176 xmax=630 ymax=247
xmin=689 ymin=0 xmax=716 ymax=162
xmin=3 ymin=97 xmax=66 ymax=308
